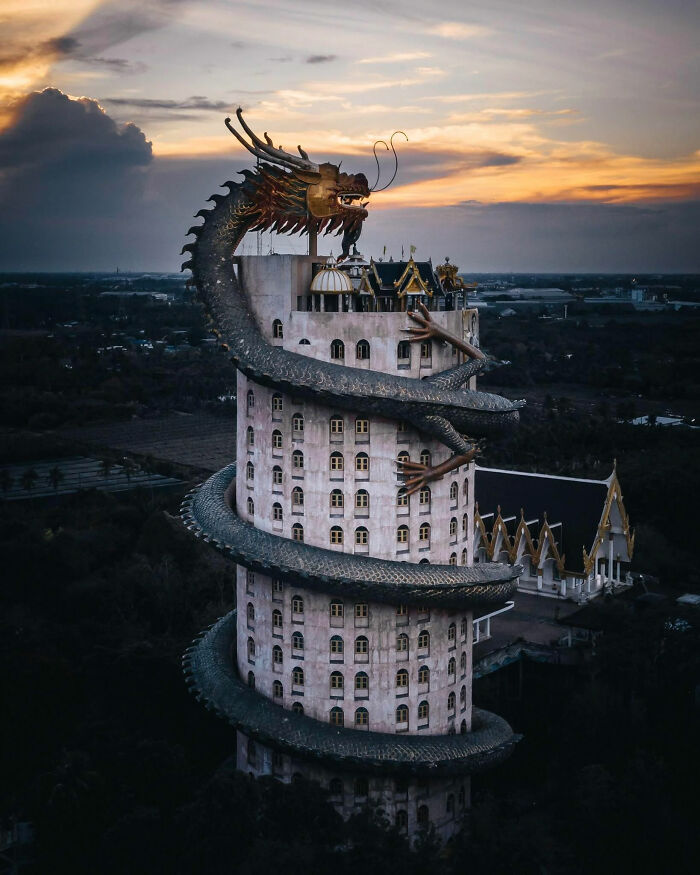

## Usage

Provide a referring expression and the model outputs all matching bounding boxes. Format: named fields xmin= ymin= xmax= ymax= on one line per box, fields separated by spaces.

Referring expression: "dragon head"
xmin=226 ymin=109 xmax=369 ymax=257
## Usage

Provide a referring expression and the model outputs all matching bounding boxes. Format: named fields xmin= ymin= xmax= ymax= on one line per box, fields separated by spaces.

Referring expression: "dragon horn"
xmin=235 ymin=107 xmax=318 ymax=172
xmin=225 ymin=116 xmax=307 ymax=173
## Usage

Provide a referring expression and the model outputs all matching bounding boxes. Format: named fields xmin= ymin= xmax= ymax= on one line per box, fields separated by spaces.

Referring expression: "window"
xmin=273 ymin=645 xmax=283 ymax=665
xmin=460 ymin=720 xmax=467 ymax=735
xmin=396 ymin=704 xmax=409 ymax=724
xmin=272 ymin=502 xmax=283 ymax=522
xmin=354 ymin=777 xmax=368 ymax=798
xmin=448 ymin=623 xmax=456 ymax=643
xmin=272 ymin=394 xmax=283 ymax=415
xmin=419 ymin=486 xmax=431 ymax=506
xmin=247 ymin=389 xmax=254 ymax=411
xmin=355 ymin=418 xmax=369 ymax=436
xmin=272 ymin=318 xmax=283 ymax=339
xmin=246 ymin=602 xmax=255 ymax=624
xmin=292 ymin=702 xmax=304 ymax=715
xmin=329 ymin=778 xmax=343 ymax=797
xmin=272 ymin=465 xmax=283 ymax=486
xmin=420 ymin=449 xmax=432 ymax=467
xmin=418 ymin=665 xmax=430 ymax=685
xmin=397 ymin=451 xmax=410 ymax=474
xmin=330 ymin=636 xmax=344 ymax=656
xmin=292 ymin=523 xmax=304 ymax=542
xmin=273 ymin=679 xmax=283 ymax=698
xmin=396 ymin=668 xmax=409 ymax=688
xmin=355 ymin=526 xmax=368 ymax=546
xmin=396 ymin=810 xmax=408 ymax=831
xmin=460 ymin=685 xmax=466 ymax=706
xmin=396 ymin=604 xmax=407 ymax=617
xmin=247 ymin=497 xmax=254 ymax=515
xmin=292 ymin=631 xmax=304 ymax=650
xmin=355 ymin=452 xmax=369 ymax=473
xmin=418 ymin=630 xmax=430 ymax=650
xmin=355 ymin=636 xmax=368 ymax=655
xmin=330 ymin=339 xmax=345 ymax=360
xmin=461 ymin=548 xmax=468 ymax=564
xmin=417 ymin=804 xmax=429 ymax=825
xmin=396 ymin=488 xmax=409 ymax=508
xmin=330 ymin=526 xmax=344 ymax=545
xmin=272 ymin=429 xmax=282 ymax=450
xmin=462 ymin=513 xmax=468 ymax=535
xmin=449 ymin=552 xmax=457 ymax=565
xmin=397 ymin=421 xmax=408 ymax=436
xmin=355 ymin=671 xmax=368 ymax=690
xmin=246 ymin=570 xmax=255 ymax=592
xmin=450 ymin=481 xmax=458 ymax=502
xmin=273 ymin=578 xmax=283 ymax=595
xmin=330 ymin=451 xmax=344 ymax=471
xmin=272 ymin=609 xmax=282 ymax=629
xmin=397 ymin=340 xmax=411 ymax=363
xmin=330 ymin=671 xmax=344 ymax=690
xmin=460 ymin=618 xmax=467 ymax=639
xmin=463 ymin=478 xmax=469 ymax=498
xmin=246 ymin=426 xmax=254 ymax=447
xmin=355 ymin=489 xmax=369 ymax=510
xmin=460 ymin=652 xmax=467 ymax=674
xmin=397 ymin=525 xmax=409 ymax=545
xmin=450 ymin=517 xmax=457 ymax=537
xmin=355 ymin=707 xmax=368 ymax=726
xmin=292 ymin=450 xmax=304 ymax=470
xmin=292 ymin=486 xmax=304 ymax=508
xmin=247 ymin=671 xmax=255 ymax=689
xmin=330 ymin=706 xmax=344 ymax=726
xmin=330 ymin=489 xmax=344 ymax=509
xmin=299 ymin=338 xmax=310 ymax=345
xmin=448 ymin=691 xmax=456 ymax=711
xmin=292 ymin=666 xmax=304 ymax=686
xmin=292 ymin=412 xmax=304 ymax=433
xmin=396 ymin=633 xmax=408 ymax=652
xmin=418 ymin=701 xmax=429 ymax=722
xmin=247 ymin=637 xmax=255 ymax=659
xmin=419 ymin=522 xmax=431 ymax=543
xmin=356 ymin=339 xmax=370 ymax=360
xmin=330 ymin=415 xmax=344 ymax=436
xmin=329 ymin=601 xmax=344 ymax=620
xmin=292 ymin=595 xmax=304 ymax=614
xmin=246 ymin=461 xmax=254 ymax=481
xmin=448 ymin=656 xmax=456 ymax=676
xmin=420 ymin=339 xmax=432 ymax=359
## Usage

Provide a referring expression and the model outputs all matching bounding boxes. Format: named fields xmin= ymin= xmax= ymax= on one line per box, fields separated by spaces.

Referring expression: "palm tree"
xmin=47 ymin=465 xmax=64 ymax=492
xmin=21 ymin=467 xmax=38 ymax=494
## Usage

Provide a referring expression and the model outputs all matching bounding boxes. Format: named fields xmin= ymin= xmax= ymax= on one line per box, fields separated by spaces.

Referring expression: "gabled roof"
xmin=361 ymin=257 xmax=442 ymax=297
xmin=475 ymin=466 xmax=632 ymax=575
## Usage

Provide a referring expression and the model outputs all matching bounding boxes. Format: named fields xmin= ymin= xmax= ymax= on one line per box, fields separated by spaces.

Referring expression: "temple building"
xmin=474 ymin=465 xmax=635 ymax=601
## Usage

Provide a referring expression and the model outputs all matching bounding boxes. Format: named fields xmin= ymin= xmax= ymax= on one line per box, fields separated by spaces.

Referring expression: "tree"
xmin=47 ymin=465 xmax=64 ymax=492
xmin=20 ymin=467 xmax=38 ymax=494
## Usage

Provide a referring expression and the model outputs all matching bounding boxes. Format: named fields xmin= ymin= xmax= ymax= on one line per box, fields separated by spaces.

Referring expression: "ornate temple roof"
xmin=358 ymin=256 xmax=442 ymax=298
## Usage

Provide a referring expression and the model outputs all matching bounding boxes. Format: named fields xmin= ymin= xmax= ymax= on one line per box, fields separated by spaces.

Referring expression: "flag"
xmin=410 ymin=244 xmax=416 ymax=256
xmin=401 ymin=245 xmax=405 ymax=259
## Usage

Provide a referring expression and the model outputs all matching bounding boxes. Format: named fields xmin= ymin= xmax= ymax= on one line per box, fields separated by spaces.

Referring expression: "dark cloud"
xmin=103 ymin=95 xmax=230 ymax=112
xmin=306 ymin=54 xmax=337 ymax=64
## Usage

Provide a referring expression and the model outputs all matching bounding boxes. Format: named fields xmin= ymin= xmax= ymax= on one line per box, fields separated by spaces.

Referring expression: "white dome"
xmin=310 ymin=256 xmax=354 ymax=294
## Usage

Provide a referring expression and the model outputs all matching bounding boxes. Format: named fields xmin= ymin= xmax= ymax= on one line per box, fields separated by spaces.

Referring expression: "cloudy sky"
xmin=0 ymin=0 xmax=698 ymax=272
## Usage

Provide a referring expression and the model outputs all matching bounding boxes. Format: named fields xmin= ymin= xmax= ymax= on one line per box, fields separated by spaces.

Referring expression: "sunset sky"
xmin=1 ymin=0 xmax=698 ymax=271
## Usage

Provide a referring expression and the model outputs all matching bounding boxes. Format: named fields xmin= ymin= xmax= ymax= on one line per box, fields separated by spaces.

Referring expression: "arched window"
xmin=396 ymin=703 xmax=409 ymax=724
xmin=448 ymin=623 xmax=456 ymax=643
xmin=448 ymin=691 xmax=456 ymax=711
xmin=272 ymin=679 xmax=283 ymax=698
xmin=420 ymin=449 xmax=432 ymax=467
xmin=354 ymin=636 xmax=368 ymax=656
xmin=330 ymin=635 xmax=344 ymax=656
xmin=396 ymin=668 xmax=409 ymax=688
xmin=272 ymin=318 xmax=283 ymax=339
xmin=356 ymin=339 xmax=370 ymax=360
xmin=397 ymin=340 xmax=411 ymax=363
xmin=272 ymin=393 xmax=283 ymax=415
xmin=272 ymin=609 xmax=282 ymax=629
xmin=273 ymin=644 xmax=283 ymax=665
xmin=355 ymin=707 xmax=369 ymax=726
xmin=329 ymin=706 xmax=344 ymax=726
xmin=292 ymin=486 xmax=304 ymax=508
xmin=461 ymin=548 xmax=468 ymax=564
xmin=463 ymin=478 xmax=469 ymax=499
xmin=247 ymin=389 xmax=255 ymax=411
xmin=292 ymin=595 xmax=304 ymax=614
xmin=448 ymin=656 xmax=456 ymax=677
xmin=330 ymin=451 xmax=344 ymax=472
xmin=292 ymin=412 xmax=304 ymax=433
xmin=292 ymin=523 xmax=304 ymax=542
xmin=450 ymin=481 xmax=458 ymax=502
xmin=460 ymin=651 xmax=467 ymax=674
xmin=396 ymin=633 xmax=408 ymax=652
xmin=292 ymin=631 xmax=304 ymax=650
xmin=419 ymin=522 xmax=431 ymax=543
xmin=449 ymin=552 xmax=457 ymax=565
xmin=330 ymin=339 xmax=345 ymax=360
xmin=330 ymin=670 xmax=344 ymax=690
xmin=246 ymin=461 xmax=254 ymax=481
xmin=247 ymin=670 xmax=255 ymax=688
xmin=292 ymin=701 xmax=304 ymax=715
xmin=419 ymin=486 xmax=431 ymax=506
xmin=329 ymin=414 xmax=344 ymax=436
xmin=355 ymin=452 xmax=369 ymax=473
xmin=355 ymin=417 xmax=369 ymax=437
xmin=460 ymin=685 xmax=466 ymax=706
xmin=292 ymin=666 xmax=304 ymax=686
xmin=418 ymin=700 xmax=429 ymax=722
xmin=355 ymin=671 xmax=368 ymax=691
xmin=246 ymin=425 xmax=254 ymax=447
xmin=418 ymin=665 xmax=430 ymax=685
xmin=354 ymin=777 xmax=368 ymax=798
xmin=450 ymin=517 xmax=458 ymax=537
xmin=247 ymin=637 xmax=255 ymax=658
xmin=462 ymin=513 xmax=468 ymax=535
xmin=247 ymin=497 xmax=254 ymax=516
xmin=272 ymin=429 xmax=283 ymax=450
xmin=272 ymin=465 xmax=283 ymax=487
xmin=330 ymin=600 xmax=344 ymax=619
xmin=418 ymin=630 xmax=430 ymax=650
xmin=355 ymin=526 xmax=368 ymax=546
xmin=396 ymin=810 xmax=408 ymax=831
xmin=246 ymin=602 xmax=255 ymax=624
xmin=329 ymin=777 xmax=343 ymax=797
xmin=460 ymin=617 xmax=467 ymax=639
xmin=292 ymin=449 xmax=304 ymax=470
xmin=396 ymin=487 xmax=409 ymax=508
xmin=330 ymin=526 xmax=344 ymax=545
xmin=355 ymin=489 xmax=369 ymax=511
xmin=397 ymin=525 xmax=409 ymax=545
xmin=272 ymin=502 xmax=283 ymax=522
xmin=460 ymin=719 xmax=467 ymax=735
xmin=330 ymin=489 xmax=344 ymax=509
